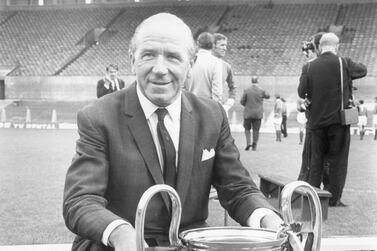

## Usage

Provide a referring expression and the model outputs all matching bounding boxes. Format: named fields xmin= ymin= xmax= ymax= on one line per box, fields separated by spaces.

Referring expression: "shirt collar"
xmin=136 ymin=83 xmax=181 ymax=122
xmin=197 ymin=49 xmax=212 ymax=55
xmin=321 ymin=49 xmax=337 ymax=55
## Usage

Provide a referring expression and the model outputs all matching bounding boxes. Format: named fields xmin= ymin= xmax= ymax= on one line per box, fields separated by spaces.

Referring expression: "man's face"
xmin=213 ymin=39 xmax=227 ymax=58
xmin=131 ymin=21 xmax=192 ymax=107
xmin=107 ymin=67 xmax=118 ymax=80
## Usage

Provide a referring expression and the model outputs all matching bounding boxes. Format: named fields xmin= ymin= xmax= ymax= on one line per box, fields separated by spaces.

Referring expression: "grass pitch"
xmin=0 ymin=129 xmax=376 ymax=245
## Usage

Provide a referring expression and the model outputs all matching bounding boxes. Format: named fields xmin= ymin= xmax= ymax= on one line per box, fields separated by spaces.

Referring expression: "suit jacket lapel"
xmin=122 ymin=83 xmax=172 ymax=209
xmin=122 ymin=83 xmax=164 ymax=185
xmin=122 ymin=86 xmax=196 ymax=209
xmin=176 ymin=93 xmax=196 ymax=205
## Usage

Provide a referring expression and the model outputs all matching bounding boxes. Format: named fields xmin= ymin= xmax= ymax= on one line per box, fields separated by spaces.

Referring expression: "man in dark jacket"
xmin=298 ymin=32 xmax=367 ymax=207
xmin=240 ymin=76 xmax=270 ymax=151
xmin=96 ymin=64 xmax=125 ymax=98
xmin=64 ymin=13 xmax=282 ymax=251
xmin=212 ymin=33 xmax=236 ymax=114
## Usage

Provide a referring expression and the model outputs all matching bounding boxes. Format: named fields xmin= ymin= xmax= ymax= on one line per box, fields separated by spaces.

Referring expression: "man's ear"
xmin=130 ymin=53 xmax=136 ymax=74
xmin=186 ymin=67 xmax=192 ymax=80
xmin=186 ymin=59 xmax=195 ymax=78
xmin=189 ymin=58 xmax=195 ymax=68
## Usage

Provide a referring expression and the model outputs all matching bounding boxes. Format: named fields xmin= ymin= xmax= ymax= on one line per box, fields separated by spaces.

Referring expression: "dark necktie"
xmin=155 ymin=108 xmax=177 ymax=188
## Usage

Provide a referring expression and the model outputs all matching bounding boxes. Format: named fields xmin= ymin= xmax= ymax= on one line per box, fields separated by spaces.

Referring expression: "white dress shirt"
xmin=136 ymin=84 xmax=181 ymax=168
xmin=104 ymin=77 xmax=120 ymax=91
xmin=101 ymin=83 xmax=274 ymax=246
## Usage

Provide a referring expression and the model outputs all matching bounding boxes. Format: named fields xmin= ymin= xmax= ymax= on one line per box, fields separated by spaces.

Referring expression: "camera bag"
xmin=339 ymin=57 xmax=358 ymax=125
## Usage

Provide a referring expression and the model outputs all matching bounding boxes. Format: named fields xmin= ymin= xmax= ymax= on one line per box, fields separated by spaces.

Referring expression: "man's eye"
xmin=167 ymin=54 xmax=181 ymax=61
xmin=141 ymin=53 xmax=154 ymax=59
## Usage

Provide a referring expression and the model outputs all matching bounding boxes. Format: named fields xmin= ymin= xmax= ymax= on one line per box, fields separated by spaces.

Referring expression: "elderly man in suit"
xmin=298 ymin=32 xmax=367 ymax=207
xmin=96 ymin=64 xmax=125 ymax=98
xmin=63 ymin=13 xmax=282 ymax=251
xmin=240 ymin=76 xmax=270 ymax=151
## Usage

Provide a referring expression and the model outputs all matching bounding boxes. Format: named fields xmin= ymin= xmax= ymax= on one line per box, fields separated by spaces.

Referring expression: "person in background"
xmin=298 ymin=32 xmax=367 ymax=207
xmin=240 ymin=76 xmax=270 ymax=151
xmin=212 ymin=33 xmax=236 ymax=115
xmin=356 ymin=99 xmax=368 ymax=140
xmin=96 ymin=64 xmax=125 ymax=98
xmin=296 ymin=98 xmax=307 ymax=145
xmin=280 ymin=97 xmax=288 ymax=138
xmin=63 ymin=13 xmax=283 ymax=251
xmin=273 ymin=94 xmax=283 ymax=142
xmin=185 ymin=32 xmax=223 ymax=103
xmin=297 ymin=32 xmax=331 ymax=189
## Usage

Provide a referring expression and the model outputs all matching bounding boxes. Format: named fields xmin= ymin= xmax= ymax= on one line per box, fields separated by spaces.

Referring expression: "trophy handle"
xmin=135 ymin=184 xmax=182 ymax=251
xmin=280 ymin=181 xmax=322 ymax=251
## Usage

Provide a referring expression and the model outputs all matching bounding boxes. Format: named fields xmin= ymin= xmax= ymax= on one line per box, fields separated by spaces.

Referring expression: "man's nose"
xmin=152 ymin=56 xmax=168 ymax=75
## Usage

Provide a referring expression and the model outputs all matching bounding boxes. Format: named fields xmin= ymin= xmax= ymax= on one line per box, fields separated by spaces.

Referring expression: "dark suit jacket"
xmin=298 ymin=52 xmax=367 ymax=129
xmin=222 ymin=60 xmax=236 ymax=100
xmin=96 ymin=78 xmax=125 ymax=98
xmin=240 ymin=84 xmax=270 ymax=119
xmin=63 ymin=83 xmax=274 ymax=251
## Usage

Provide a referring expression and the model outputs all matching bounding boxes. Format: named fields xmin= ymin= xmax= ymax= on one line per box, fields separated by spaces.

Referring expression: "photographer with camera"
xmin=301 ymin=32 xmax=324 ymax=62
xmin=298 ymin=32 xmax=367 ymax=207
xmin=297 ymin=32 xmax=327 ymax=182
xmin=297 ymin=32 xmax=325 ymax=182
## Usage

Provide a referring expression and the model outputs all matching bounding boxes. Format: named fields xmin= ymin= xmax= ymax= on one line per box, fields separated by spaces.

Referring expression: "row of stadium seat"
xmin=0 ymin=2 xmax=376 ymax=76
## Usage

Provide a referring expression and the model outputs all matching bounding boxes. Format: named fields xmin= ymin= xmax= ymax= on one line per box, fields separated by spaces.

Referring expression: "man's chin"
xmin=150 ymin=98 xmax=170 ymax=107
xmin=146 ymin=94 xmax=173 ymax=107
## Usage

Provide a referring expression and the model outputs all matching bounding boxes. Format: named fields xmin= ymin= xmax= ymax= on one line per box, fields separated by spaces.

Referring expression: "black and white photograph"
xmin=0 ymin=0 xmax=376 ymax=250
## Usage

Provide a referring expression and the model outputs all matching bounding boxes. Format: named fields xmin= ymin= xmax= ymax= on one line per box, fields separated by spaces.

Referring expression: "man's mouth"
xmin=151 ymin=81 xmax=171 ymax=85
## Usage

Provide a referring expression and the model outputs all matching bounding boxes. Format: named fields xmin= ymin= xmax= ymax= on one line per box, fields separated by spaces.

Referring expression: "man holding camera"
xmin=298 ymin=32 xmax=367 ymax=207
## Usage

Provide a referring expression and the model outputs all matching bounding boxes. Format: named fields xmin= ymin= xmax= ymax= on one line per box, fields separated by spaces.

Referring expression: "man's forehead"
xmin=137 ymin=21 xmax=191 ymax=41
xmin=216 ymin=39 xmax=227 ymax=45
xmin=108 ymin=67 xmax=117 ymax=72
xmin=135 ymin=26 xmax=192 ymax=51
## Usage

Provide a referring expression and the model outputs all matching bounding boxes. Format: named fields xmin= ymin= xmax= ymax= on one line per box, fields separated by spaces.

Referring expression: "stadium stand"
xmin=219 ymin=3 xmax=340 ymax=75
xmin=0 ymin=8 xmax=120 ymax=76
xmin=0 ymin=2 xmax=376 ymax=77
xmin=61 ymin=4 xmax=227 ymax=76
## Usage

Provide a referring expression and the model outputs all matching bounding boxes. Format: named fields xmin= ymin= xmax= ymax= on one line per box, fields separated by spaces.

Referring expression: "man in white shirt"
xmin=63 ymin=13 xmax=283 ymax=251
xmin=186 ymin=32 xmax=223 ymax=103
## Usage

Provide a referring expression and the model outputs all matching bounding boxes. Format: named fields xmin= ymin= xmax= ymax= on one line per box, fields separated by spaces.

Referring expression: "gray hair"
xmin=129 ymin=12 xmax=196 ymax=60
xmin=319 ymin=32 xmax=339 ymax=48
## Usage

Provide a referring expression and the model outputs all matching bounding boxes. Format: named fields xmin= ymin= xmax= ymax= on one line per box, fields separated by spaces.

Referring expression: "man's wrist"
xmin=246 ymin=208 xmax=283 ymax=229
xmin=102 ymin=220 xmax=131 ymax=246
xmin=108 ymin=223 xmax=134 ymax=248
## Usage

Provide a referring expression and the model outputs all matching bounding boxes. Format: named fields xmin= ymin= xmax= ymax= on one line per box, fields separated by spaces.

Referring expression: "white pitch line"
xmin=1 ymin=237 xmax=377 ymax=251
xmin=321 ymin=236 xmax=377 ymax=251
xmin=0 ymin=244 xmax=71 ymax=251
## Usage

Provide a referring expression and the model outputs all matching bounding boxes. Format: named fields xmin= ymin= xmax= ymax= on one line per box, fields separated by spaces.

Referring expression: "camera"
xmin=301 ymin=40 xmax=314 ymax=56
xmin=304 ymin=98 xmax=311 ymax=109
xmin=297 ymin=98 xmax=311 ymax=112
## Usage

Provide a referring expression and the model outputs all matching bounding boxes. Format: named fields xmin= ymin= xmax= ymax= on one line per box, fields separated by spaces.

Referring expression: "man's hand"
xmin=260 ymin=213 xmax=284 ymax=230
xmin=108 ymin=224 xmax=148 ymax=251
xmin=261 ymin=214 xmax=305 ymax=251
xmin=222 ymin=98 xmax=235 ymax=116
xmin=225 ymin=98 xmax=235 ymax=107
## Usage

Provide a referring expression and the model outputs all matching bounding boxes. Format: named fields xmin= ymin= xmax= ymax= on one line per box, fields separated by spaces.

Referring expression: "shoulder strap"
xmin=339 ymin=57 xmax=344 ymax=110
